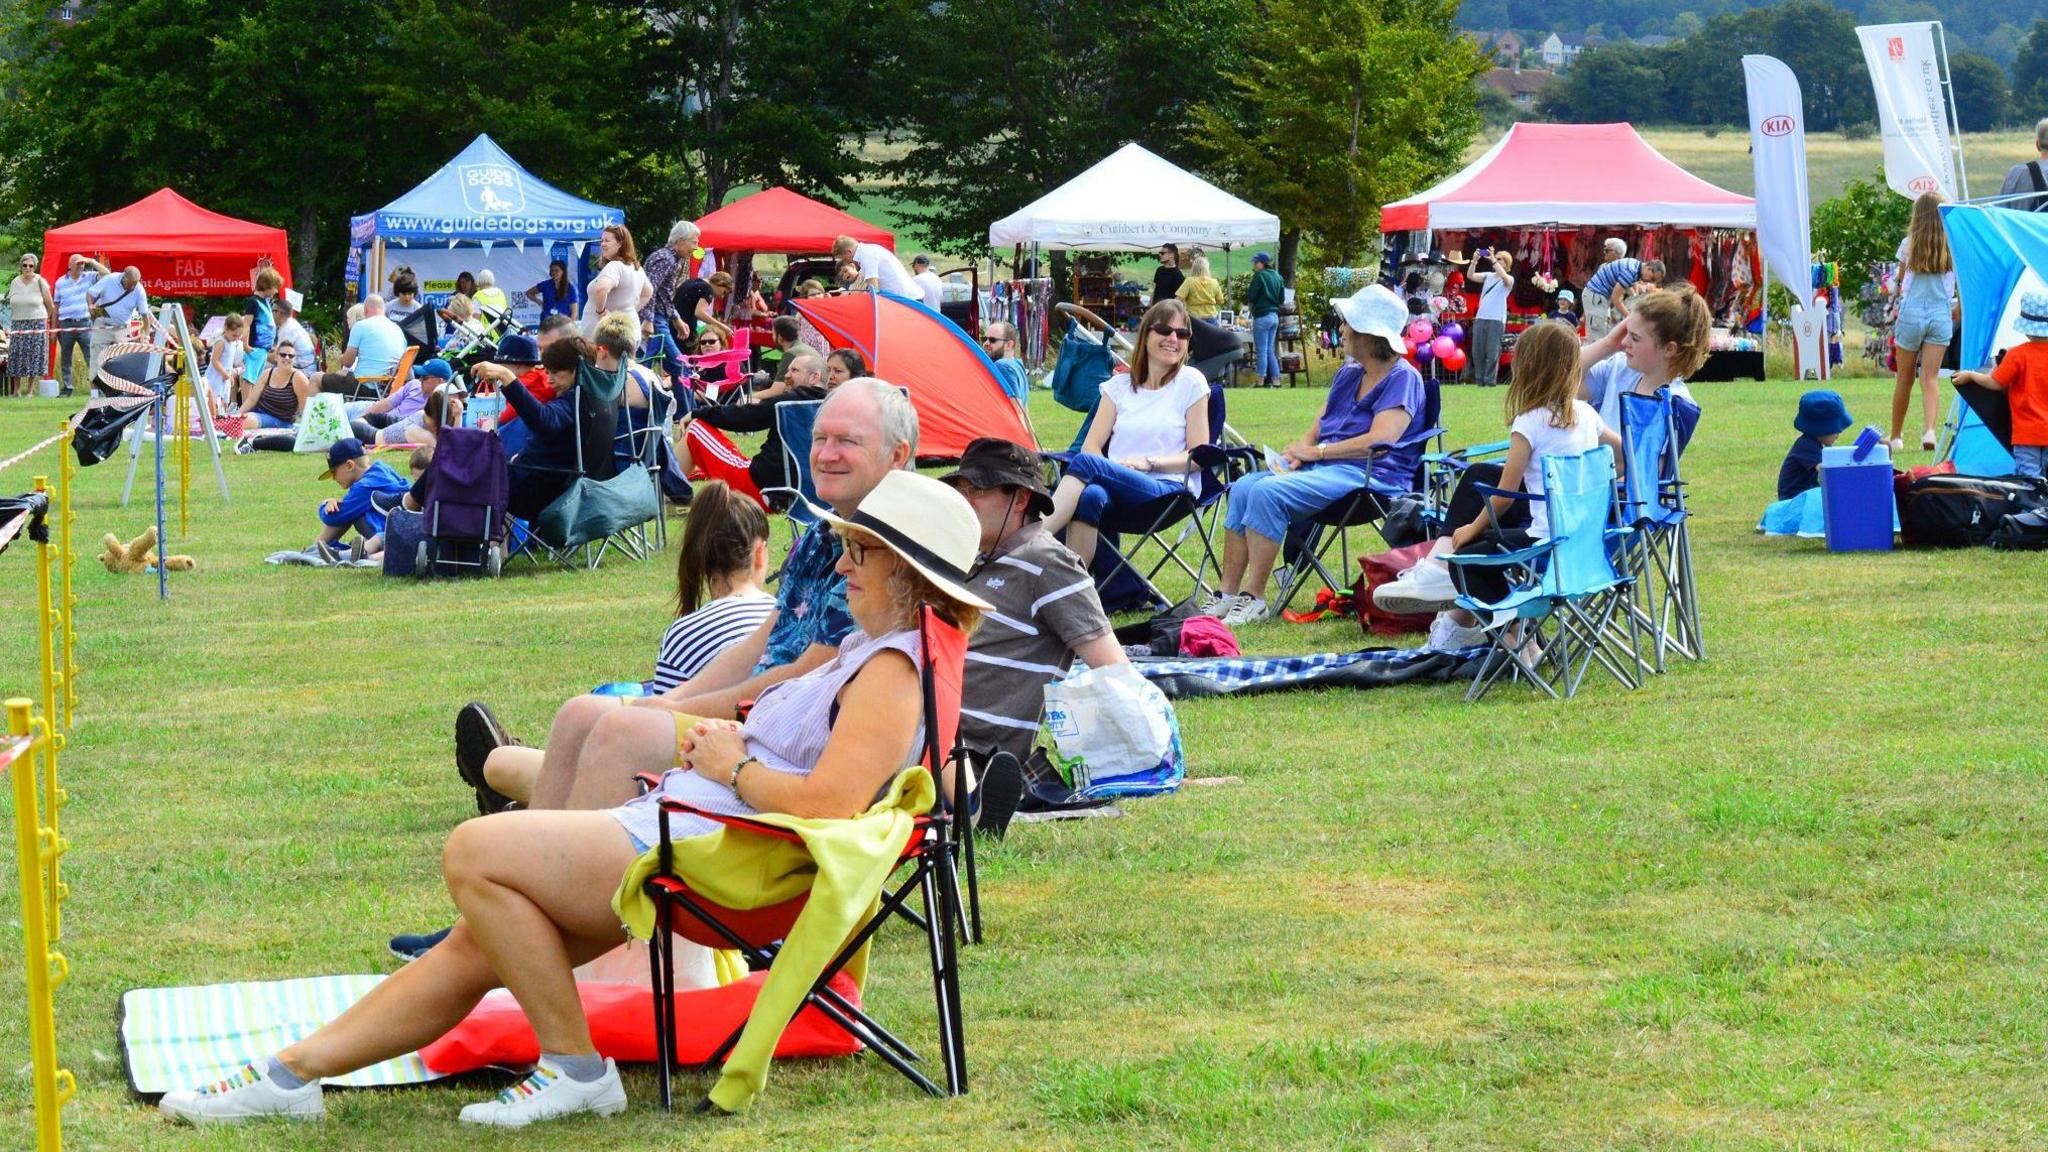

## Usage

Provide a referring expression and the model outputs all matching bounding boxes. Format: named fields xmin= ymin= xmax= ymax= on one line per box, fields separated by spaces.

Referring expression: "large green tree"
xmin=2014 ymin=19 xmax=2048 ymax=125
xmin=1191 ymin=0 xmax=1487 ymax=276
xmin=879 ymin=0 xmax=1249 ymax=257
xmin=1536 ymin=43 xmax=1672 ymax=123
xmin=1946 ymin=50 xmax=2010 ymax=133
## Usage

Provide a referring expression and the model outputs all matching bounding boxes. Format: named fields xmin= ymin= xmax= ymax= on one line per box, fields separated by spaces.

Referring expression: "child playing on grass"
xmin=1370 ymin=320 xmax=1623 ymax=649
xmin=1953 ymin=290 xmax=2048 ymax=479
xmin=1778 ymin=390 xmax=1853 ymax=500
xmin=311 ymin=437 xmax=409 ymax=563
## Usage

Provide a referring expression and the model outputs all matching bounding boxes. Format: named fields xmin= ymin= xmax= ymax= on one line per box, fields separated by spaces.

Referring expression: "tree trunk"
xmin=1278 ymin=229 xmax=1300 ymax=288
xmin=296 ymin=202 xmax=320 ymax=292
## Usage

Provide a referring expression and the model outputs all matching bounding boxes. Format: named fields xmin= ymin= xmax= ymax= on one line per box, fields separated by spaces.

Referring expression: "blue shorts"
xmin=1893 ymin=298 xmax=1953 ymax=351
xmin=248 ymin=411 xmax=294 ymax=430
xmin=1223 ymin=464 xmax=1380 ymax=545
xmin=2015 ymin=445 xmax=2046 ymax=479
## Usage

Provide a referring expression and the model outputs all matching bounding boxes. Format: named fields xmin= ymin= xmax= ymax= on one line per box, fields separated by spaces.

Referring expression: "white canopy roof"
xmin=989 ymin=143 xmax=1280 ymax=251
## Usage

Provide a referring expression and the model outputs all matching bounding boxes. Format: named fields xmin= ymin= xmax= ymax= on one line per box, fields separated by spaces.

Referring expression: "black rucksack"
xmin=1901 ymin=474 xmax=2048 ymax=548
xmin=1988 ymin=507 xmax=2048 ymax=551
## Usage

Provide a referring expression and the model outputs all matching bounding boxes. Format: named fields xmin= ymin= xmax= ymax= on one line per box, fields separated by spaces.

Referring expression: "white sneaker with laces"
xmin=459 ymin=1059 xmax=627 ymax=1127
xmin=1197 ymin=591 xmax=1241 ymax=618
xmin=1372 ymin=558 xmax=1459 ymax=615
xmin=1426 ymin=613 xmax=1488 ymax=651
xmin=1221 ymin=596 xmax=1269 ymax=625
xmin=159 ymin=1062 xmax=325 ymax=1125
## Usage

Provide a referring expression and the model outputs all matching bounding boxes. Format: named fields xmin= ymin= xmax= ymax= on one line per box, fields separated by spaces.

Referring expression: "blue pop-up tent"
xmin=1937 ymin=204 xmax=2039 ymax=473
xmin=348 ymin=134 xmax=624 ymax=324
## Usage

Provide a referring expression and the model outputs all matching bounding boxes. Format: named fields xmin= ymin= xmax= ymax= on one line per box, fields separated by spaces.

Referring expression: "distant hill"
xmin=1460 ymin=1 xmax=2027 ymax=66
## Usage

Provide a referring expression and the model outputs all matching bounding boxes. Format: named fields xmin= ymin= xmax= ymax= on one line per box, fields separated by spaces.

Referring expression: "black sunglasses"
xmin=1149 ymin=323 xmax=1191 ymax=340
xmin=979 ymin=335 xmax=1006 ymax=345
xmin=839 ymin=533 xmax=873 ymax=565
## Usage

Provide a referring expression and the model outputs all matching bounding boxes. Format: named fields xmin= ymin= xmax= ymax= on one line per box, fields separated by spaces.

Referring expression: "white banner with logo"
xmin=1857 ymin=22 xmax=1959 ymax=202
xmin=1744 ymin=54 xmax=1827 ymax=378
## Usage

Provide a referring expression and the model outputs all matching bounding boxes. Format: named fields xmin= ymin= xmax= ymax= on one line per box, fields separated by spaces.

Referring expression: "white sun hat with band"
xmin=806 ymin=471 xmax=994 ymax=611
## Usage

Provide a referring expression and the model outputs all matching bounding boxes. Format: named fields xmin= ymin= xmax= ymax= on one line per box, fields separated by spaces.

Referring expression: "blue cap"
xmin=319 ymin=437 xmax=365 ymax=479
xmin=1253 ymin=252 xmax=1273 ymax=266
xmin=418 ymin=358 xmax=454 ymax=381
xmin=1794 ymin=390 xmax=1852 ymax=438
xmin=494 ymin=334 xmax=540 ymax=365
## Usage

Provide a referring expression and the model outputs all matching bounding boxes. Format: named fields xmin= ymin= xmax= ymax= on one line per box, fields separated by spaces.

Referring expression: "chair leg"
xmin=647 ymin=897 xmax=675 ymax=1110
xmin=922 ymin=856 xmax=968 ymax=1094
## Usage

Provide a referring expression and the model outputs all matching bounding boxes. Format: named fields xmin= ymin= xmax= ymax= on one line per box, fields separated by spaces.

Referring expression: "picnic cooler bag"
xmin=1899 ymin=474 xmax=2047 ymax=548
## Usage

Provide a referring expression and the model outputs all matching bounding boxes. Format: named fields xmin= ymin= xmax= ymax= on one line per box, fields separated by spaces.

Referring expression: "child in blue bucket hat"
xmin=1779 ymin=389 xmax=1853 ymax=500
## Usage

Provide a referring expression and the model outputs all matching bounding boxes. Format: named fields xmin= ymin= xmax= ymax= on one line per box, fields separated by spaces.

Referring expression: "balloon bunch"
xmin=1403 ymin=317 xmax=1467 ymax=374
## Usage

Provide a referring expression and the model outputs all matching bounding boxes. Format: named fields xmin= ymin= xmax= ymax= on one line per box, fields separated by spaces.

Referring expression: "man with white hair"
xmin=471 ymin=268 xmax=509 ymax=316
xmin=831 ymin=234 xmax=918 ymax=297
xmin=318 ymin=294 xmax=405 ymax=396
xmin=86 ymin=265 xmax=150 ymax=376
xmin=1582 ymin=238 xmax=1641 ymax=340
xmin=1998 ymin=119 xmax=2048 ymax=213
xmin=642 ymin=221 xmax=699 ymax=379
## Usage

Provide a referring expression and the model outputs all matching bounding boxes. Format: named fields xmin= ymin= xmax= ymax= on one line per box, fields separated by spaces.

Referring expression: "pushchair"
xmin=414 ymin=426 xmax=510 ymax=577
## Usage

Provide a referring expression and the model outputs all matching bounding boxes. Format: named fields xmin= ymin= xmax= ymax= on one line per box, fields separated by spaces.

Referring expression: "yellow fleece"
xmin=612 ymin=766 xmax=935 ymax=1112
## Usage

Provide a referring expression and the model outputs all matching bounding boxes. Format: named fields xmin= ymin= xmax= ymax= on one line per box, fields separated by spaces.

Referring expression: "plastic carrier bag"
xmin=1037 ymin=662 xmax=1184 ymax=798
xmin=291 ymin=393 xmax=350 ymax=454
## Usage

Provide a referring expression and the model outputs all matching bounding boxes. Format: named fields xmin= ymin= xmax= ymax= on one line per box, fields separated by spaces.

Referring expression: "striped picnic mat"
xmin=120 ymin=976 xmax=443 ymax=1095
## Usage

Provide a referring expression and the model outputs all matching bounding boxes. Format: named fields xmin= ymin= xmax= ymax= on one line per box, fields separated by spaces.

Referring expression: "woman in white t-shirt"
xmin=1373 ymin=321 xmax=1622 ymax=648
xmin=582 ymin=224 xmax=654 ymax=339
xmin=1041 ymin=298 xmax=1211 ymax=568
xmin=1468 ymin=249 xmax=1514 ymax=386
xmin=1575 ymin=283 xmax=1712 ymax=436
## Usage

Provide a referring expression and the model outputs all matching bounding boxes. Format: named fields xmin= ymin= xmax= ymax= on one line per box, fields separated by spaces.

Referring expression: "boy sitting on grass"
xmin=1778 ymin=390 xmax=1853 ymax=500
xmin=1953 ymin=290 xmax=2048 ymax=480
xmin=311 ymin=437 xmax=409 ymax=563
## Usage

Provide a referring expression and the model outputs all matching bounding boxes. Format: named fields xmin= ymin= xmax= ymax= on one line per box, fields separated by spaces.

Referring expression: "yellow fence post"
xmin=55 ymin=423 xmax=77 ymax=731
xmin=7 ymin=697 xmax=73 ymax=1152
xmin=31 ymin=478 xmax=67 ymax=942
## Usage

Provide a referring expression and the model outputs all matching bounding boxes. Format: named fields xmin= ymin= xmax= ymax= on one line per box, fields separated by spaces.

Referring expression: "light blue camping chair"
xmin=1444 ymin=446 xmax=1645 ymax=701
xmin=1420 ymin=437 xmax=1511 ymax=538
xmin=1615 ymin=390 xmax=1702 ymax=671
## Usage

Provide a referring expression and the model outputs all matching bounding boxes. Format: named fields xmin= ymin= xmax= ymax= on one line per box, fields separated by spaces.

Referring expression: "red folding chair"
xmin=641 ymin=605 xmax=974 ymax=1108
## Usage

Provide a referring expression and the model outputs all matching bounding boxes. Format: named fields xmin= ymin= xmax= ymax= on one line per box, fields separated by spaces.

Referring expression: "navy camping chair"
xmin=1444 ymin=445 xmax=1644 ymax=701
xmin=1270 ymin=375 xmax=1445 ymax=616
xmin=516 ymin=363 xmax=660 ymax=570
xmin=1615 ymin=390 xmax=1703 ymax=671
xmin=1419 ymin=437 xmax=1512 ymax=538
xmin=758 ymin=398 xmax=824 ymax=526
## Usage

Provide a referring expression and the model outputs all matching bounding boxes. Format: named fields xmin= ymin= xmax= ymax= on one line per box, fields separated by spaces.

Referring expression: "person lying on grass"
xmin=158 ymin=471 xmax=989 ymax=1129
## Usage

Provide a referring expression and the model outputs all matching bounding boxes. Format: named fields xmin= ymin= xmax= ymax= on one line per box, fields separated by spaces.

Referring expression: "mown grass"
xmin=2 ymin=362 xmax=2046 ymax=1150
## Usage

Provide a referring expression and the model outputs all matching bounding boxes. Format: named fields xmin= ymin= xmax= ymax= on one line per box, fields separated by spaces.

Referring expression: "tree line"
xmin=0 ymin=0 xmax=1483 ymax=297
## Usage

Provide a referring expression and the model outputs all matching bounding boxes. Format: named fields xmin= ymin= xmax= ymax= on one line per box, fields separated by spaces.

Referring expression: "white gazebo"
xmin=990 ymin=142 xmax=1279 ymax=251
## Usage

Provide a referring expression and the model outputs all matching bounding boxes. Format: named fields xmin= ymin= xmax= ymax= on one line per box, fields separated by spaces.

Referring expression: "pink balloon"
xmin=1443 ymin=348 xmax=1468 ymax=373
xmin=1432 ymin=335 xmax=1457 ymax=360
xmin=1406 ymin=319 xmax=1434 ymax=344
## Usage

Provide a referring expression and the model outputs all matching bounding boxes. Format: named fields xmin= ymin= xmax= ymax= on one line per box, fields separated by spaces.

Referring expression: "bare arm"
xmin=1079 ymin=391 xmax=1120 ymax=457
xmin=1316 ymin=405 xmax=1411 ymax=462
xmin=655 ymin=611 xmax=775 ymax=701
xmin=1071 ymin=630 xmax=1129 ymax=669
xmin=663 ymin=640 xmax=839 ymax=722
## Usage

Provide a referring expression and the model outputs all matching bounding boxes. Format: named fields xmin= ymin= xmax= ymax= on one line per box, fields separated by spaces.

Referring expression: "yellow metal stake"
xmin=32 ymin=478 xmax=67 ymax=941
xmin=7 ymin=698 xmax=74 ymax=1152
xmin=56 ymin=423 xmax=77 ymax=731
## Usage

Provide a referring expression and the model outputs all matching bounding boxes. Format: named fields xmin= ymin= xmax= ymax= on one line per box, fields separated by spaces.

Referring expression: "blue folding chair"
xmin=1444 ymin=446 xmax=1645 ymax=701
xmin=757 ymin=398 xmax=824 ymax=526
xmin=1615 ymin=390 xmax=1702 ymax=671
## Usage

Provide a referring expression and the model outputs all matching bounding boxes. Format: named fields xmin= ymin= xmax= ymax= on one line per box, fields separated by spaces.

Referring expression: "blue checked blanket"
xmin=1132 ymin=646 xmax=1480 ymax=699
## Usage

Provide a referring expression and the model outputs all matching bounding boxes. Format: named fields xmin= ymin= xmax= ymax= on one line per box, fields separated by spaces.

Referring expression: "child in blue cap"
xmin=1778 ymin=389 xmax=1853 ymax=500
xmin=311 ymin=437 xmax=410 ymax=562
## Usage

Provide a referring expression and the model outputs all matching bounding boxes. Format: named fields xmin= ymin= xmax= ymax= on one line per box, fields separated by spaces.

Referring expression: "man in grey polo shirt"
xmin=940 ymin=438 xmax=1127 ymax=760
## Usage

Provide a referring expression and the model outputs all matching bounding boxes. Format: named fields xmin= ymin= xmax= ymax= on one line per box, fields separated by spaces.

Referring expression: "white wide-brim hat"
xmin=1331 ymin=284 xmax=1410 ymax=354
xmin=807 ymin=470 xmax=993 ymax=611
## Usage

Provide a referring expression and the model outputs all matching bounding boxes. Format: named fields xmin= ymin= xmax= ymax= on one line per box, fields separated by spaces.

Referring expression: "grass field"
xmin=2 ymin=366 xmax=2047 ymax=1150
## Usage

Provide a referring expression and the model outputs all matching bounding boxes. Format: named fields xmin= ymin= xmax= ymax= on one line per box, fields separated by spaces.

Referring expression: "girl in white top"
xmin=582 ymin=224 xmax=654 ymax=340
xmin=1042 ymin=298 xmax=1211 ymax=567
xmin=1576 ymin=283 xmax=1712 ymax=436
xmin=204 ymin=314 xmax=249 ymax=407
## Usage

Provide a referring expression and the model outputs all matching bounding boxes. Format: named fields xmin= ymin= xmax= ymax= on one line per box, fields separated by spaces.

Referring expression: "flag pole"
xmin=1934 ymin=21 xmax=1970 ymax=198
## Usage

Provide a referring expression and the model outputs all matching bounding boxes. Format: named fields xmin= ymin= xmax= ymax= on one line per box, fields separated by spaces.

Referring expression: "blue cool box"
xmin=1820 ymin=428 xmax=1894 ymax=552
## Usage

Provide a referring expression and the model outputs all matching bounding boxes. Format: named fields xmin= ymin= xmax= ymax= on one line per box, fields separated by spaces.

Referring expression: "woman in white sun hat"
xmin=1203 ymin=284 xmax=1432 ymax=625
xmin=159 ymin=470 xmax=988 ymax=1130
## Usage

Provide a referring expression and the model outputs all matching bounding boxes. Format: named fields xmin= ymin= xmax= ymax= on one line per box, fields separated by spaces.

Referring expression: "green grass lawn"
xmin=2 ymin=367 xmax=2047 ymax=1150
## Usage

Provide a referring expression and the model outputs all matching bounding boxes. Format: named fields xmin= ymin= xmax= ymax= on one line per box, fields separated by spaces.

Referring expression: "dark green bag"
xmin=532 ymin=361 xmax=657 ymax=547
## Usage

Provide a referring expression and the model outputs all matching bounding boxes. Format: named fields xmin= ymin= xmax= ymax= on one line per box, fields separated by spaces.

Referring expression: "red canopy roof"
xmin=695 ymin=187 xmax=893 ymax=254
xmin=44 ymin=189 xmax=293 ymax=296
xmin=794 ymin=292 xmax=1034 ymax=459
xmin=1381 ymin=123 xmax=1754 ymax=233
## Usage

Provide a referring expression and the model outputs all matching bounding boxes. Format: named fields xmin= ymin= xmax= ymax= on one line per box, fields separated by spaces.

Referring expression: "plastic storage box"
xmin=1821 ymin=428 xmax=1894 ymax=552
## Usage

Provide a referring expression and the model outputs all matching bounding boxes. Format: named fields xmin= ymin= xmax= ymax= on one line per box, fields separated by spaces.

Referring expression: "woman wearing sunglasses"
xmin=1041 ymin=298 xmax=1210 ymax=569
xmin=8 ymin=252 xmax=55 ymax=397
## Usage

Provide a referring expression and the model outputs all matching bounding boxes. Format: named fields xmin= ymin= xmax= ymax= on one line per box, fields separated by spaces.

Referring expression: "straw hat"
xmin=807 ymin=471 xmax=993 ymax=610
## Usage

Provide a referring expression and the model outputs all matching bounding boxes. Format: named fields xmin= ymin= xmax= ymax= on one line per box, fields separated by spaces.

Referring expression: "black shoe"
xmin=1015 ymin=750 xmax=1120 ymax=815
xmin=388 ymin=925 xmax=452 ymax=962
xmin=973 ymin=752 xmax=1026 ymax=839
xmin=455 ymin=702 xmax=517 ymax=814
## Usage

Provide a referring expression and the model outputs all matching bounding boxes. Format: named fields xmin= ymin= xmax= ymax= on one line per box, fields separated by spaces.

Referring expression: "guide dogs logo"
xmin=459 ymin=164 xmax=525 ymax=214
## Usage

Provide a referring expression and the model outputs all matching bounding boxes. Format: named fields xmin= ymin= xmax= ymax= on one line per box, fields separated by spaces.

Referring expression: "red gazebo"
xmin=694 ymin=187 xmax=893 ymax=254
xmin=43 ymin=190 xmax=293 ymax=296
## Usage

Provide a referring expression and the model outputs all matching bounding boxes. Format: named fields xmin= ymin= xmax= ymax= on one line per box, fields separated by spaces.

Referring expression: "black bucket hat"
xmin=939 ymin=437 xmax=1053 ymax=516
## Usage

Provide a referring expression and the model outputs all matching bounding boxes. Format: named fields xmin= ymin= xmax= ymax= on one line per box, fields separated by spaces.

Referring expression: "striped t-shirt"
xmin=649 ymin=592 xmax=776 ymax=693
xmin=960 ymin=525 xmax=1114 ymax=758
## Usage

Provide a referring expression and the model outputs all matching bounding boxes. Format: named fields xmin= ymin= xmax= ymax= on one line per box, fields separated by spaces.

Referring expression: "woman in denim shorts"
xmin=1890 ymin=193 xmax=1956 ymax=453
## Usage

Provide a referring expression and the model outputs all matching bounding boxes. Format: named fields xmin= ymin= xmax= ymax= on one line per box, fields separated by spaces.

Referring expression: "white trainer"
xmin=1426 ymin=613 xmax=1489 ymax=651
xmin=459 ymin=1059 xmax=627 ymax=1127
xmin=1197 ymin=591 xmax=1241 ymax=618
xmin=1221 ymin=596 xmax=1269 ymax=625
xmin=1372 ymin=558 xmax=1459 ymax=615
xmin=159 ymin=1062 xmax=325 ymax=1125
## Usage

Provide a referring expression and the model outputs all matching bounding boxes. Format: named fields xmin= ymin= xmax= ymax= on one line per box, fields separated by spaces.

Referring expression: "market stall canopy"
xmin=349 ymin=134 xmax=622 ymax=248
xmin=695 ymin=187 xmax=893 ymax=254
xmin=45 ymin=190 xmax=293 ymax=296
xmin=792 ymin=292 xmax=1036 ymax=458
xmin=1381 ymin=123 xmax=1755 ymax=233
xmin=989 ymin=143 xmax=1280 ymax=251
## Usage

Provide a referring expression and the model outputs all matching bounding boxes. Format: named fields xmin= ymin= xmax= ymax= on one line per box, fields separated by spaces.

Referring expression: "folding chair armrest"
xmin=634 ymin=771 xmax=664 ymax=794
xmin=1441 ymin=540 xmax=1554 ymax=569
xmin=1471 ymin=484 xmax=1542 ymax=503
xmin=655 ymin=797 xmax=805 ymax=844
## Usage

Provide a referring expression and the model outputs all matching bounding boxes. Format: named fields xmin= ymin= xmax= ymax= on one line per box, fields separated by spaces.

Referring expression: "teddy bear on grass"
xmin=99 ymin=526 xmax=195 ymax=574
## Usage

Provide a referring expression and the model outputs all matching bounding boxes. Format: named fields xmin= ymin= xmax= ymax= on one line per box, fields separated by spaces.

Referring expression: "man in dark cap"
xmin=940 ymin=438 xmax=1126 ymax=762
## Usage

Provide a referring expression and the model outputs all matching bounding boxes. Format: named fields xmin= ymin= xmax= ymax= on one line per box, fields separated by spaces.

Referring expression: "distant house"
xmin=1539 ymin=32 xmax=1606 ymax=70
xmin=1636 ymin=34 xmax=1673 ymax=48
xmin=1463 ymin=29 xmax=1526 ymax=66
xmin=1482 ymin=67 xmax=1555 ymax=107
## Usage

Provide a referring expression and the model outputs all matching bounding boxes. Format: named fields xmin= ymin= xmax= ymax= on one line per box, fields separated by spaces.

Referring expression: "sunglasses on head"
xmin=1149 ymin=323 xmax=1191 ymax=340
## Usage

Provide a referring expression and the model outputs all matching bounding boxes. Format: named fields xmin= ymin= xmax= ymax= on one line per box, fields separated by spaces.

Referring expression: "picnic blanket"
xmin=263 ymin=546 xmax=380 ymax=568
xmin=1131 ymin=646 xmax=1482 ymax=699
xmin=120 ymin=976 xmax=440 ymax=1095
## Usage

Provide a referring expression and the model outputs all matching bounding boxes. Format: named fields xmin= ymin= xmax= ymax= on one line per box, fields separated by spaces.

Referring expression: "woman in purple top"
xmin=1205 ymin=285 xmax=1429 ymax=625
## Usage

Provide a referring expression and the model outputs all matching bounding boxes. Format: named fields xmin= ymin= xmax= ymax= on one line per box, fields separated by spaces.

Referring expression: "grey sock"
xmin=264 ymin=1055 xmax=307 ymax=1090
xmin=544 ymin=1051 xmax=608 ymax=1083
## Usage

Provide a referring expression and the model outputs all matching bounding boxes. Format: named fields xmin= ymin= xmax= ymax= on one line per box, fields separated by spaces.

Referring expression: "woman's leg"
xmin=483 ymin=748 xmax=541 ymax=805
xmin=1890 ymin=345 xmax=1919 ymax=443
xmin=564 ymin=705 xmax=685 ymax=811
xmin=526 ymin=694 xmax=625 ymax=810
xmin=1917 ymin=342 xmax=1946 ymax=446
xmin=1042 ymin=473 xmax=1088 ymax=535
